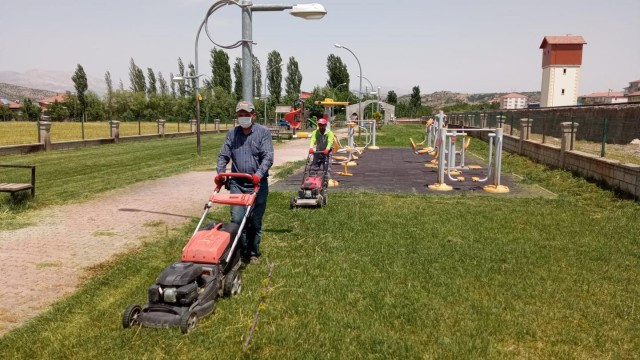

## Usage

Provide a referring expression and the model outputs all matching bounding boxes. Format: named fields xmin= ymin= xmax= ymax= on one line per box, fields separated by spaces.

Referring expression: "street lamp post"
xmin=184 ymin=1 xmax=326 ymax=154
xmin=358 ymin=75 xmax=375 ymax=118
xmin=263 ymin=62 xmax=283 ymax=125
xmin=334 ymin=44 xmax=361 ymax=125
xmin=172 ymin=74 xmax=208 ymax=154
xmin=333 ymin=82 xmax=347 ymax=100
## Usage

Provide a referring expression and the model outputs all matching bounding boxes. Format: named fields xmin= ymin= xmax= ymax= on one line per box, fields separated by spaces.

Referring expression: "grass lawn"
xmin=0 ymin=125 xmax=639 ymax=358
xmin=0 ymin=121 xmax=235 ymax=146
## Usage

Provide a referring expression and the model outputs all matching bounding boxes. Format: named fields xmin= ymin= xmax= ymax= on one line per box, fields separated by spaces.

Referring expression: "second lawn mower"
xmin=290 ymin=151 xmax=330 ymax=208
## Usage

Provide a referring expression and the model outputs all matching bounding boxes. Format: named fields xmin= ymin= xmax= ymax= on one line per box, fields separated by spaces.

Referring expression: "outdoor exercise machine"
xmin=427 ymin=111 xmax=509 ymax=193
xmin=410 ymin=118 xmax=436 ymax=154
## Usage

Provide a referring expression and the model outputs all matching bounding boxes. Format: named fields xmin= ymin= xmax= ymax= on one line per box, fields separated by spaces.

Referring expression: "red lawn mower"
xmin=290 ymin=150 xmax=330 ymax=208
xmin=122 ymin=173 xmax=258 ymax=334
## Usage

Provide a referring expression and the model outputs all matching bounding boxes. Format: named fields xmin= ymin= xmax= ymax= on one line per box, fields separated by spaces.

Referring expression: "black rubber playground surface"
xmin=271 ymin=147 xmax=531 ymax=196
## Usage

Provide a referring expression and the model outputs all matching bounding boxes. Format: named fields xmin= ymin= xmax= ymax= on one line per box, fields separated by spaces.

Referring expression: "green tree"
xmin=211 ymin=48 xmax=232 ymax=93
xmin=63 ymin=92 xmax=80 ymax=120
xmin=85 ymin=91 xmax=106 ymax=121
xmin=22 ymin=98 xmax=39 ymax=121
xmin=267 ymin=50 xmax=283 ymax=103
xmin=285 ymin=56 xmax=302 ymax=101
xmin=72 ymin=64 xmax=88 ymax=121
xmin=233 ymin=57 xmax=242 ymax=100
xmin=128 ymin=59 xmax=146 ymax=93
xmin=187 ymin=62 xmax=196 ymax=95
xmin=158 ymin=71 xmax=168 ymax=96
xmin=253 ymin=55 xmax=262 ymax=98
xmin=410 ymin=86 xmax=421 ymax=111
xmin=112 ymin=89 xmax=132 ymax=120
xmin=105 ymin=71 xmax=114 ymax=119
xmin=147 ymin=68 xmax=157 ymax=95
xmin=0 ymin=104 xmax=12 ymax=121
xmin=202 ymin=86 xmax=237 ymax=122
xmin=47 ymin=101 xmax=69 ymax=121
xmin=169 ymin=72 xmax=176 ymax=98
xmin=386 ymin=90 xmax=397 ymax=104
xmin=326 ymin=54 xmax=349 ymax=89
xmin=177 ymin=58 xmax=187 ymax=97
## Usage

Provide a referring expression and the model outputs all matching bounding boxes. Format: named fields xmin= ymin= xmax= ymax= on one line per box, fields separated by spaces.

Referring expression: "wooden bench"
xmin=0 ymin=164 xmax=36 ymax=198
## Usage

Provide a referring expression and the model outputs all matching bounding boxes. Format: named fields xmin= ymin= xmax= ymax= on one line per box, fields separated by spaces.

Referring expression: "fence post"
xmin=39 ymin=121 xmax=52 ymax=151
xmin=190 ymin=119 xmax=197 ymax=133
xmin=560 ymin=121 xmax=578 ymax=167
xmin=519 ymin=118 xmax=533 ymax=154
xmin=110 ymin=120 xmax=120 ymax=142
xmin=480 ymin=113 xmax=487 ymax=128
xmin=600 ymin=118 xmax=608 ymax=158
xmin=214 ymin=119 xmax=220 ymax=132
xmin=497 ymin=114 xmax=505 ymax=129
xmin=157 ymin=119 xmax=166 ymax=138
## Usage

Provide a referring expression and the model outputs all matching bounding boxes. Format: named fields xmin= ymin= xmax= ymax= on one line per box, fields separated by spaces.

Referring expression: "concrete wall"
xmin=473 ymin=130 xmax=640 ymax=199
xmin=451 ymin=104 xmax=640 ymax=144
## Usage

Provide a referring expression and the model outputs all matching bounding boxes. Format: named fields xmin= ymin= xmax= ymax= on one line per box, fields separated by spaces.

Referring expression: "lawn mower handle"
xmin=214 ymin=173 xmax=260 ymax=192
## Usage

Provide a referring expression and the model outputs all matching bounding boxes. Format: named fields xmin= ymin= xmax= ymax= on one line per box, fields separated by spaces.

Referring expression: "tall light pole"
xmin=358 ymin=75 xmax=375 ymax=118
xmin=334 ymin=44 xmax=361 ymax=125
xmin=333 ymin=82 xmax=347 ymax=100
xmin=263 ymin=62 xmax=283 ymax=125
xmin=186 ymin=1 xmax=326 ymax=154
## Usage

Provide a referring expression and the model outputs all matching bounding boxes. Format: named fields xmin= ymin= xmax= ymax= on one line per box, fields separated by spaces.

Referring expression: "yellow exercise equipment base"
xmin=483 ymin=185 xmax=510 ymax=194
xmin=427 ymin=183 xmax=453 ymax=191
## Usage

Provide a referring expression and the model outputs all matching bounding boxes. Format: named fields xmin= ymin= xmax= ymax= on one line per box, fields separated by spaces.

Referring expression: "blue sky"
xmin=0 ymin=0 xmax=638 ymax=96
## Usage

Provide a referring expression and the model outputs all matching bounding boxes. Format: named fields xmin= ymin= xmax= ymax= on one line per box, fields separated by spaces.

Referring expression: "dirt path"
xmin=0 ymin=136 xmax=313 ymax=335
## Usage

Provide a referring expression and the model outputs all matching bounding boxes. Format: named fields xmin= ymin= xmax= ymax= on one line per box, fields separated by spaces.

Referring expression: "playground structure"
xmin=424 ymin=111 xmax=509 ymax=193
xmin=279 ymin=98 xmax=310 ymax=138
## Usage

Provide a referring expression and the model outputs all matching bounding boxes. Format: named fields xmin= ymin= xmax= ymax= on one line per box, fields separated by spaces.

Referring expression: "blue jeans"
xmin=229 ymin=177 xmax=268 ymax=259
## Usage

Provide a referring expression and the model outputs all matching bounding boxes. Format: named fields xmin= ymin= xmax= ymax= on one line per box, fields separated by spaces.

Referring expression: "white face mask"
xmin=238 ymin=116 xmax=252 ymax=128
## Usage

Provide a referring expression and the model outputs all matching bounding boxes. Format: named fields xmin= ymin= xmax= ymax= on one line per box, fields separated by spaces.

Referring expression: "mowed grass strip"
xmin=0 ymin=133 xmax=225 ymax=229
xmin=0 ymin=124 xmax=639 ymax=358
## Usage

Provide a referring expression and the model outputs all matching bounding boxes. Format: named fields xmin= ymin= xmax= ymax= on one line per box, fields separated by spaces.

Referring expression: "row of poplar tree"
xmin=4 ymin=48 xmax=437 ymax=123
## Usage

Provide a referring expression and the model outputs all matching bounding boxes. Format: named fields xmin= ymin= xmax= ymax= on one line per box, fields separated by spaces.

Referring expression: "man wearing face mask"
xmin=217 ymin=100 xmax=274 ymax=265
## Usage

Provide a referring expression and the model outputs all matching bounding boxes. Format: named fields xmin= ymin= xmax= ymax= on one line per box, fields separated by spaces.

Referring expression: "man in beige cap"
xmin=217 ymin=100 xmax=274 ymax=265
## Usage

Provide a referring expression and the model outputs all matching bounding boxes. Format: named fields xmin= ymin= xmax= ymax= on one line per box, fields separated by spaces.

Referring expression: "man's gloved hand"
xmin=214 ymin=174 xmax=225 ymax=188
xmin=322 ymin=149 xmax=329 ymax=155
xmin=251 ymin=174 xmax=261 ymax=187
xmin=308 ymin=148 xmax=314 ymax=154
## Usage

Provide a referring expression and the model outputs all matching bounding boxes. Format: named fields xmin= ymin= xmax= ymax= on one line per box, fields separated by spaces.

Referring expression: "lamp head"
xmin=290 ymin=4 xmax=326 ymax=20
xmin=172 ymin=76 xmax=185 ymax=83
xmin=334 ymin=44 xmax=342 ymax=48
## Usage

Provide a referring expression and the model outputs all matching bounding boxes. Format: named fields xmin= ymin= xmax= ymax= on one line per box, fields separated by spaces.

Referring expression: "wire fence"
xmin=447 ymin=103 xmax=640 ymax=164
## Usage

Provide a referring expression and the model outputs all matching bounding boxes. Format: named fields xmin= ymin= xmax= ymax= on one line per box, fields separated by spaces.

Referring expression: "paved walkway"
xmin=0 ymin=135 xmax=313 ymax=335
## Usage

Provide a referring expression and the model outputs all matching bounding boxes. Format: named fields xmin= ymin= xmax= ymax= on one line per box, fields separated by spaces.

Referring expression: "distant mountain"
xmin=0 ymin=69 xmax=107 ymax=96
xmin=398 ymin=90 xmax=541 ymax=108
xmin=0 ymin=82 xmax=58 ymax=101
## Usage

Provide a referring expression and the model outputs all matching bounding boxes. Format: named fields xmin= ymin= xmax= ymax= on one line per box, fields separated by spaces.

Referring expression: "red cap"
xmin=318 ymin=119 xmax=328 ymax=125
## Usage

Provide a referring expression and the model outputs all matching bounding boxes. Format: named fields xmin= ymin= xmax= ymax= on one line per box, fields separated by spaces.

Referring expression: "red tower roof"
xmin=539 ymin=36 xmax=587 ymax=48
xmin=540 ymin=35 xmax=586 ymax=67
